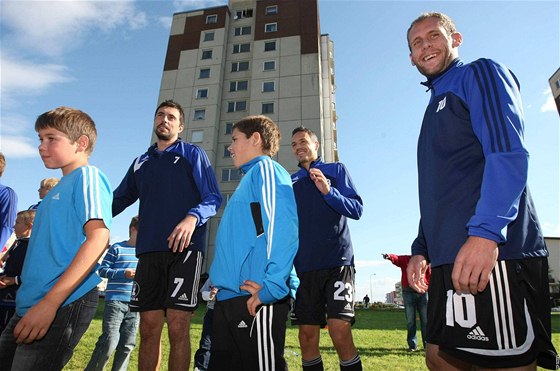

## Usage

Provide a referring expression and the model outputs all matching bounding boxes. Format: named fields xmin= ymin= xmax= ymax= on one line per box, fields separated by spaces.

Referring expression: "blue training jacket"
xmin=113 ymin=140 xmax=222 ymax=256
xmin=291 ymin=158 xmax=363 ymax=273
xmin=210 ymin=156 xmax=299 ymax=304
xmin=411 ymin=58 xmax=548 ymax=267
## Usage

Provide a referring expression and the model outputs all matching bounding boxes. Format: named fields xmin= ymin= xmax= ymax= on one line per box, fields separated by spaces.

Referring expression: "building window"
xmin=196 ymin=88 xmax=208 ymax=99
xmin=262 ymin=81 xmax=275 ymax=92
xmin=201 ymin=50 xmax=212 ymax=60
xmin=221 ymin=192 xmax=233 ymax=206
xmin=556 ymin=79 xmax=560 ymax=89
xmin=264 ymin=41 xmax=276 ymax=52
xmin=233 ymin=43 xmax=251 ymax=54
xmin=265 ymin=23 xmax=277 ymax=33
xmin=234 ymin=26 xmax=251 ymax=36
xmin=222 ymin=168 xmax=241 ymax=182
xmin=191 ymin=130 xmax=204 ymax=143
xmin=206 ymin=15 xmax=217 ymax=24
xmin=225 ymin=122 xmax=234 ymax=135
xmin=230 ymin=80 xmax=248 ymax=92
xmin=194 ymin=109 xmax=206 ymax=120
xmin=199 ymin=68 xmax=210 ymax=78
xmin=231 ymin=61 xmax=249 ymax=72
xmin=265 ymin=5 xmax=278 ymax=15
xmin=235 ymin=9 xmax=253 ymax=19
xmin=223 ymin=145 xmax=231 ymax=157
xmin=261 ymin=103 xmax=274 ymax=114
xmin=204 ymin=31 xmax=215 ymax=42
xmin=227 ymin=101 xmax=247 ymax=112
xmin=263 ymin=60 xmax=276 ymax=71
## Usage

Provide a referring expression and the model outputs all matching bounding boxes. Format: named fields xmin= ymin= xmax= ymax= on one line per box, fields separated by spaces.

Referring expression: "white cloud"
xmin=542 ymin=222 xmax=560 ymax=237
xmin=355 ymin=259 xmax=387 ymax=269
xmin=1 ymin=1 xmax=147 ymax=57
xmin=1 ymin=55 xmax=72 ymax=96
xmin=173 ymin=0 xmax=226 ymax=12
xmin=0 ymin=136 xmax=37 ymax=158
xmin=540 ymin=88 xmax=557 ymax=113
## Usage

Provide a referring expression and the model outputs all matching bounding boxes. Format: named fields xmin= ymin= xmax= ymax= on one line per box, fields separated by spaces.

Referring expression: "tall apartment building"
xmin=157 ymin=0 xmax=337 ymax=270
xmin=549 ymin=67 xmax=560 ymax=116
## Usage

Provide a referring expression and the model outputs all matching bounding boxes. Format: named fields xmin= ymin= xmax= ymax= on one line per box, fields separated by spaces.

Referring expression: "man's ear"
xmin=410 ymin=53 xmax=416 ymax=66
xmin=452 ymin=32 xmax=463 ymax=48
xmin=251 ymin=132 xmax=262 ymax=146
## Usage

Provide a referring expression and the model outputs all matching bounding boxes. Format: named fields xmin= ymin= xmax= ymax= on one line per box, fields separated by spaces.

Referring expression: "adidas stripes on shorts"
xmin=129 ymin=250 xmax=203 ymax=312
xmin=427 ymin=258 xmax=558 ymax=369
xmin=291 ymin=265 xmax=356 ymax=326
xmin=208 ymin=295 xmax=291 ymax=371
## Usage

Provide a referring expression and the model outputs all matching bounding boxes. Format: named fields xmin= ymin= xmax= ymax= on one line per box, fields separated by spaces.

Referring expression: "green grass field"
xmin=65 ymin=300 xmax=559 ymax=370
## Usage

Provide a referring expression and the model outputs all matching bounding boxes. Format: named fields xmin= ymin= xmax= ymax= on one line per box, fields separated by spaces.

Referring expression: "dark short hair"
xmin=129 ymin=215 xmax=139 ymax=231
xmin=155 ymin=100 xmax=185 ymax=126
xmin=291 ymin=126 xmax=318 ymax=142
xmin=233 ymin=115 xmax=281 ymax=157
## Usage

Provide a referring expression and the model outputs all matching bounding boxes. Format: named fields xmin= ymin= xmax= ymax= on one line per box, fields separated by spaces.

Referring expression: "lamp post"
xmin=369 ymin=273 xmax=376 ymax=301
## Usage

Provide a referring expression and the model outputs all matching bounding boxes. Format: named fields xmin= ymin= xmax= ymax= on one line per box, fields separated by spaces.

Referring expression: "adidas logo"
xmin=52 ymin=193 xmax=60 ymax=200
xmin=467 ymin=326 xmax=489 ymax=342
xmin=178 ymin=293 xmax=189 ymax=301
xmin=344 ymin=303 xmax=352 ymax=310
xmin=237 ymin=320 xmax=248 ymax=328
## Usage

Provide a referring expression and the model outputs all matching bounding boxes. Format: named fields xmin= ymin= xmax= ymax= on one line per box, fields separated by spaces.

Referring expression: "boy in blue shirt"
xmin=0 ymin=107 xmax=112 ymax=370
xmin=85 ymin=216 xmax=139 ymax=371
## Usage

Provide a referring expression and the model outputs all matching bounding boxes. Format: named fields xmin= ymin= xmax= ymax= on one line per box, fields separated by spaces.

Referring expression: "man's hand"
xmin=167 ymin=215 xmax=197 ymax=252
xmin=13 ymin=298 xmax=57 ymax=344
xmin=124 ymin=269 xmax=135 ymax=279
xmin=407 ymin=255 xmax=429 ymax=293
xmin=0 ymin=275 xmax=15 ymax=288
xmin=452 ymin=236 xmax=498 ymax=294
xmin=382 ymin=253 xmax=389 ymax=260
xmin=240 ymin=280 xmax=262 ymax=316
xmin=309 ymin=168 xmax=330 ymax=195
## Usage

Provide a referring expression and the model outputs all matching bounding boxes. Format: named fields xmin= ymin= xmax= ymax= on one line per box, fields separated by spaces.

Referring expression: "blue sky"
xmin=1 ymin=0 xmax=558 ymax=302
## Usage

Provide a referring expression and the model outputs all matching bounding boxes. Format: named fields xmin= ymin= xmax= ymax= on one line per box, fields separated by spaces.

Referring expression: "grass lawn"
xmin=65 ymin=299 xmax=560 ymax=370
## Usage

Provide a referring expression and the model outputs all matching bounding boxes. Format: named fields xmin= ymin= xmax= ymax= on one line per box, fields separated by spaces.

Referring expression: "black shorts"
xmin=428 ymin=258 xmax=558 ymax=369
xmin=291 ymin=266 xmax=355 ymax=326
xmin=208 ymin=295 xmax=290 ymax=371
xmin=130 ymin=250 xmax=203 ymax=312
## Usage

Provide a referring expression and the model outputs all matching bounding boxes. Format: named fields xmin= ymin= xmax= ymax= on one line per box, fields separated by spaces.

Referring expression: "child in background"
xmin=0 ymin=210 xmax=35 ymax=335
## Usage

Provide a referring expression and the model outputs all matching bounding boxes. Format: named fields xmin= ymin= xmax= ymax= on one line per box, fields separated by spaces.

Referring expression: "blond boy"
xmin=0 ymin=107 xmax=112 ymax=370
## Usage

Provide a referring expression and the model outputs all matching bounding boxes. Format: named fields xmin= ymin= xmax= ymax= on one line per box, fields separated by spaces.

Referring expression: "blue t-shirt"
xmin=17 ymin=166 xmax=112 ymax=315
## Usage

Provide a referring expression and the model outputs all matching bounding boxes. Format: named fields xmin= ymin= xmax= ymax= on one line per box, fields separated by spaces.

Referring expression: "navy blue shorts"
xmin=291 ymin=265 xmax=356 ymax=326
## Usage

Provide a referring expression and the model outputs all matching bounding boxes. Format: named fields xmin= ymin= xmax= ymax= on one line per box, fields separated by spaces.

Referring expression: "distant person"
xmin=0 ymin=152 xmax=18 ymax=253
xmin=406 ymin=12 xmax=557 ymax=369
xmin=85 ymin=215 xmax=139 ymax=371
xmin=362 ymin=294 xmax=370 ymax=309
xmin=28 ymin=177 xmax=59 ymax=210
xmin=209 ymin=115 xmax=299 ymax=370
xmin=112 ymin=100 xmax=222 ymax=370
xmin=290 ymin=126 xmax=363 ymax=371
xmin=383 ymin=253 xmax=430 ymax=351
xmin=193 ymin=276 xmax=217 ymax=371
xmin=0 ymin=107 xmax=112 ymax=369
xmin=0 ymin=210 xmax=35 ymax=335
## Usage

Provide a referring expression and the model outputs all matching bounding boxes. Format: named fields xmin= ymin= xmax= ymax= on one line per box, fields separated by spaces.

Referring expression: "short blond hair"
xmin=35 ymin=107 xmax=97 ymax=154
xmin=41 ymin=177 xmax=59 ymax=191
xmin=407 ymin=12 xmax=457 ymax=49
xmin=17 ymin=210 xmax=36 ymax=227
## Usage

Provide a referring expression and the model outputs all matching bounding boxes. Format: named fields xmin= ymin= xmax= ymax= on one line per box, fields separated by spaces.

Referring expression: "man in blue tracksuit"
xmin=290 ymin=126 xmax=363 ymax=371
xmin=113 ymin=100 xmax=222 ymax=370
xmin=406 ymin=12 xmax=557 ymax=370
xmin=209 ymin=115 xmax=298 ymax=371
